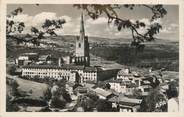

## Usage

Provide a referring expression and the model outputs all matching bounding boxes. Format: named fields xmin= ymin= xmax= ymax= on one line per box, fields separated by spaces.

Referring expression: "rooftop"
xmin=22 ymin=64 xmax=100 ymax=72
xmin=108 ymin=95 xmax=142 ymax=105
xmin=92 ymin=88 xmax=112 ymax=97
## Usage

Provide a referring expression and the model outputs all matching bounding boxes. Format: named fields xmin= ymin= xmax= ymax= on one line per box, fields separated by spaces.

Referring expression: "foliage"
xmin=166 ymin=81 xmax=178 ymax=99
xmin=73 ymin=4 xmax=167 ymax=48
xmin=105 ymin=83 xmax=111 ymax=89
xmin=8 ymin=65 xmax=17 ymax=75
xmin=31 ymin=27 xmax=39 ymax=35
xmin=6 ymin=95 xmax=19 ymax=112
xmin=146 ymin=75 xmax=160 ymax=89
xmin=96 ymin=81 xmax=106 ymax=89
xmin=55 ymin=79 xmax=67 ymax=88
xmin=50 ymin=96 xmax=66 ymax=109
xmin=85 ymin=93 xmax=99 ymax=102
xmin=43 ymin=87 xmax=52 ymax=101
xmin=42 ymin=19 xmax=66 ymax=36
xmin=9 ymin=79 xmax=19 ymax=96
xmin=7 ymin=4 xmax=168 ymax=49
xmin=6 ymin=7 xmax=66 ymax=46
xmin=79 ymin=96 xmax=95 ymax=112
xmin=139 ymin=87 xmax=167 ymax=112
xmin=131 ymin=88 xmax=142 ymax=98
xmin=91 ymin=45 xmax=179 ymax=71
xmin=96 ymin=99 xmax=112 ymax=112
xmin=52 ymin=84 xmax=72 ymax=103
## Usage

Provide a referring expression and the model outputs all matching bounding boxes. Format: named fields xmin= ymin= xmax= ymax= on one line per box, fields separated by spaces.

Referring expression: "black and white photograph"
xmin=5 ymin=4 xmax=179 ymax=112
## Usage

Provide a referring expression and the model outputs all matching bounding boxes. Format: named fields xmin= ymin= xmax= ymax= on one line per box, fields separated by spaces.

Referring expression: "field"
xmin=7 ymin=76 xmax=48 ymax=100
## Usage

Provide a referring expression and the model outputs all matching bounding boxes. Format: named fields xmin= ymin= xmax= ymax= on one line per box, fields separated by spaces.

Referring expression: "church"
xmin=21 ymin=13 xmax=100 ymax=83
xmin=74 ymin=13 xmax=90 ymax=66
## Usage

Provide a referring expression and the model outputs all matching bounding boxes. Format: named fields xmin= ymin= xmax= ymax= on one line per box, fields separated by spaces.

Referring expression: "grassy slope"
xmin=7 ymin=76 xmax=48 ymax=99
xmin=17 ymin=78 xmax=48 ymax=99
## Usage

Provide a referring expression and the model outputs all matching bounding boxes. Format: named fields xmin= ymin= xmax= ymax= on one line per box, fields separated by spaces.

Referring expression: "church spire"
xmin=80 ymin=12 xmax=85 ymax=37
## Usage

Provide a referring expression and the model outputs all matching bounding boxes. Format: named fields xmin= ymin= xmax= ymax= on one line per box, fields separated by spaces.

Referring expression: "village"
xmin=6 ymin=13 xmax=179 ymax=112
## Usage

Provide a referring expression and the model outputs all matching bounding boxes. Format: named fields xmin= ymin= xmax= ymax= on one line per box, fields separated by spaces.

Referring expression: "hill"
xmin=6 ymin=34 xmax=179 ymax=71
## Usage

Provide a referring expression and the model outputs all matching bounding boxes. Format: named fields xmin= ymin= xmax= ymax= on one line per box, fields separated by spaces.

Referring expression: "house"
xmin=16 ymin=53 xmax=38 ymax=66
xmin=137 ymin=79 xmax=152 ymax=96
xmin=91 ymin=88 xmax=115 ymax=99
xmin=108 ymin=95 xmax=142 ymax=112
xmin=117 ymin=68 xmax=144 ymax=87
xmin=108 ymin=79 xmax=127 ymax=93
xmin=38 ymin=55 xmax=51 ymax=63
xmin=108 ymin=79 xmax=140 ymax=95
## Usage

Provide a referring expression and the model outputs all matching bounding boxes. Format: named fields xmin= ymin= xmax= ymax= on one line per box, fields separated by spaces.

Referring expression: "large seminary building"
xmin=21 ymin=13 xmax=111 ymax=83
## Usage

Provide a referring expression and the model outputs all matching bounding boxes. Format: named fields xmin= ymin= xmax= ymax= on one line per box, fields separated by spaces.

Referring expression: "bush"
xmin=50 ymin=97 xmax=66 ymax=109
xmin=96 ymin=99 xmax=112 ymax=112
xmin=6 ymin=95 xmax=19 ymax=112
xmin=43 ymin=87 xmax=52 ymax=101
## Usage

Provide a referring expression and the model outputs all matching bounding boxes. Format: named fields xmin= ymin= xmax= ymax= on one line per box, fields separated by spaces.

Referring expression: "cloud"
xmin=139 ymin=18 xmax=150 ymax=25
xmin=8 ymin=12 xmax=178 ymax=40
xmin=8 ymin=12 xmax=73 ymax=34
xmin=32 ymin=12 xmax=57 ymax=27
xmin=86 ymin=17 xmax=108 ymax=25
xmin=60 ymin=15 xmax=72 ymax=22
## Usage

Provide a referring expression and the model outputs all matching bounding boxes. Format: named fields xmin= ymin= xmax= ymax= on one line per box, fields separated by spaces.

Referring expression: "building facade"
xmin=21 ymin=13 xmax=100 ymax=83
xmin=22 ymin=65 xmax=99 ymax=83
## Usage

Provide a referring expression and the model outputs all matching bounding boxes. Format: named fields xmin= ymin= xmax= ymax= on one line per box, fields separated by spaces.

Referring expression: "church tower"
xmin=75 ymin=13 xmax=90 ymax=66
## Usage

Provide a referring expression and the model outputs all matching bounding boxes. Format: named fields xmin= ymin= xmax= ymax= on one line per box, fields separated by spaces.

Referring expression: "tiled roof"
xmin=22 ymin=64 xmax=99 ymax=72
xmin=38 ymin=55 xmax=50 ymax=60
xmin=92 ymin=88 xmax=112 ymax=97
xmin=21 ymin=53 xmax=38 ymax=56
xmin=108 ymin=95 xmax=142 ymax=105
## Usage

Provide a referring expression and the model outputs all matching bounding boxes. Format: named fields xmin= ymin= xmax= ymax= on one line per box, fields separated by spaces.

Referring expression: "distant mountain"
xmin=7 ymin=34 xmax=178 ymax=51
xmin=40 ymin=35 xmax=178 ymax=46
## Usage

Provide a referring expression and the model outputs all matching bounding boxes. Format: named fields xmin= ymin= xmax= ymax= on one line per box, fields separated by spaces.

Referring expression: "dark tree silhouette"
xmin=96 ymin=99 xmax=112 ymax=112
xmin=6 ymin=7 xmax=66 ymax=46
xmin=7 ymin=7 xmax=25 ymax=34
xmin=31 ymin=27 xmax=39 ymax=35
xmin=42 ymin=19 xmax=66 ymax=36
xmin=139 ymin=87 xmax=167 ymax=112
xmin=7 ymin=5 xmax=167 ymax=48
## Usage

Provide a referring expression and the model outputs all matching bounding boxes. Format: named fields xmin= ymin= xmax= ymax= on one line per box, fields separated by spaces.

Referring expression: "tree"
xmin=50 ymin=96 xmax=66 ymax=109
xmin=51 ymin=83 xmax=72 ymax=103
xmin=79 ymin=96 xmax=95 ymax=112
xmin=31 ymin=27 xmax=39 ymax=35
xmin=6 ymin=95 xmax=19 ymax=112
xmin=73 ymin=4 xmax=167 ymax=49
xmin=139 ymin=87 xmax=167 ymax=112
xmin=10 ymin=80 xmax=19 ymax=97
xmin=7 ymin=7 xmax=24 ymax=35
xmin=6 ymin=7 xmax=66 ymax=47
xmin=105 ymin=83 xmax=111 ymax=89
xmin=96 ymin=99 xmax=112 ymax=112
xmin=42 ymin=19 xmax=66 ymax=36
xmin=166 ymin=81 xmax=178 ymax=99
xmin=43 ymin=87 xmax=52 ymax=101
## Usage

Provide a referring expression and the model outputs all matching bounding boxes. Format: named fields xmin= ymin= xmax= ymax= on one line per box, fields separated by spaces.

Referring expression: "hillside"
xmin=6 ymin=35 xmax=179 ymax=71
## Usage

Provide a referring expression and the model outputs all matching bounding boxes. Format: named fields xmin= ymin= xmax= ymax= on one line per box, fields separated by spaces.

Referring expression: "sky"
xmin=7 ymin=4 xmax=179 ymax=41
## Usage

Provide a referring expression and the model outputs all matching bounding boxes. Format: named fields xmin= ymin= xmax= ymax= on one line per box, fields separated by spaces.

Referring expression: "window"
xmin=78 ymin=43 xmax=81 ymax=48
